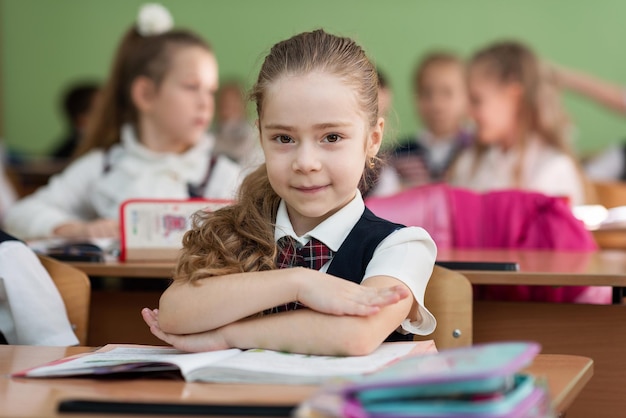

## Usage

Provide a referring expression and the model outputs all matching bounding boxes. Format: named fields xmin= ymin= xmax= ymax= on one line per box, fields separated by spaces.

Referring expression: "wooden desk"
xmin=69 ymin=260 xmax=174 ymax=278
xmin=71 ymin=250 xmax=624 ymax=417
xmin=438 ymin=251 xmax=626 ymax=418
xmin=437 ymin=248 xmax=626 ymax=287
xmin=72 ymin=248 xmax=626 ymax=286
xmin=591 ymin=226 xmax=626 ymax=250
xmin=0 ymin=345 xmax=592 ymax=417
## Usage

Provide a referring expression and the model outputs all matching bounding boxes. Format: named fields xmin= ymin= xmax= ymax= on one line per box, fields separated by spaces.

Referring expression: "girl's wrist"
xmin=220 ymin=320 xmax=252 ymax=350
xmin=292 ymin=267 xmax=313 ymax=304
xmin=214 ymin=326 xmax=232 ymax=351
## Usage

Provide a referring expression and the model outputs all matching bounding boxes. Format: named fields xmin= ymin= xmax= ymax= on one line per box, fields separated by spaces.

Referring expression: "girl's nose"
xmin=292 ymin=142 xmax=322 ymax=172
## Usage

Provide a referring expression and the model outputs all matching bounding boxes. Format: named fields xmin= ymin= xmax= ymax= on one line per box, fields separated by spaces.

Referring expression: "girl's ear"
xmin=131 ymin=76 xmax=157 ymax=112
xmin=366 ymin=117 xmax=385 ymax=157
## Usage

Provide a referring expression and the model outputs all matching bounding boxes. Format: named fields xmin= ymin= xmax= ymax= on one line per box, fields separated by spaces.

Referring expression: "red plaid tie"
xmin=269 ymin=236 xmax=334 ymax=314
xmin=276 ymin=236 xmax=334 ymax=270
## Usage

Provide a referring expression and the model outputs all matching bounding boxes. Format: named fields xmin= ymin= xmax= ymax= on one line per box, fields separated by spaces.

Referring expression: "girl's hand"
xmin=53 ymin=219 xmax=119 ymax=239
xmin=141 ymin=308 xmax=229 ymax=353
xmin=295 ymin=268 xmax=410 ymax=316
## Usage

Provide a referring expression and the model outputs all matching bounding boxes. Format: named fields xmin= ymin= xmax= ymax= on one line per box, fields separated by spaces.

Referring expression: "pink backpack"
xmin=365 ymin=184 xmax=610 ymax=304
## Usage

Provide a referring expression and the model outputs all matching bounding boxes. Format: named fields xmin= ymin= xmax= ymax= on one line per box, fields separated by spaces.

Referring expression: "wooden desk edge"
xmin=526 ymin=354 xmax=594 ymax=412
xmin=69 ymin=261 xmax=174 ymax=278
xmin=5 ymin=348 xmax=593 ymax=415
xmin=462 ymin=271 xmax=625 ymax=287
xmin=69 ymin=261 xmax=626 ymax=286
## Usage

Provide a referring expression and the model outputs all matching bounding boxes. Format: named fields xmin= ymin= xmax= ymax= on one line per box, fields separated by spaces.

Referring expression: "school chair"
xmin=592 ymin=180 xmax=626 ymax=209
xmin=37 ymin=254 xmax=91 ymax=345
xmin=589 ymin=181 xmax=626 ymax=249
xmin=414 ymin=265 xmax=472 ymax=350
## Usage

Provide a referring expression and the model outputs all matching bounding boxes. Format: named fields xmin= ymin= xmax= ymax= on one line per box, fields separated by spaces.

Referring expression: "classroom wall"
xmin=2 ymin=0 xmax=626 ymax=157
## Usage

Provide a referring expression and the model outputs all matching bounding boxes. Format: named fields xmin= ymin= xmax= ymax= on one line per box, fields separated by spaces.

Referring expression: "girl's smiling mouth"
xmin=293 ymin=184 xmax=329 ymax=193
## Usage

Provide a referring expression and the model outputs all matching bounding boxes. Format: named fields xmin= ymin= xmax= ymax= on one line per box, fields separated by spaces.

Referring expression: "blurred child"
xmin=0 ymin=145 xmax=18 ymax=222
xmin=212 ymin=79 xmax=262 ymax=168
xmin=3 ymin=4 xmax=242 ymax=240
xmin=449 ymin=41 xmax=588 ymax=206
xmin=142 ymin=29 xmax=436 ymax=355
xmin=51 ymin=81 xmax=100 ymax=159
xmin=372 ymin=52 xmax=471 ymax=196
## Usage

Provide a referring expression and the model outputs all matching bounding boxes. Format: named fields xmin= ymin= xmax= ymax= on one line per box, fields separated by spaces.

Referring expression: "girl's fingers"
xmin=347 ymin=286 xmax=410 ymax=315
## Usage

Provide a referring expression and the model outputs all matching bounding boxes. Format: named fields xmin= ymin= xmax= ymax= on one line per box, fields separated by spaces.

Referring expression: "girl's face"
xmin=416 ymin=63 xmax=467 ymax=138
xmin=260 ymin=72 xmax=382 ymax=235
xmin=467 ymin=66 xmax=520 ymax=146
xmin=143 ymin=46 xmax=218 ymax=151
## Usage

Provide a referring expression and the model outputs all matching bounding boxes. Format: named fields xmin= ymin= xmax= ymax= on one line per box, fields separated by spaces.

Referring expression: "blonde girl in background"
xmin=449 ymin=41 xmax=588 ymax=206
xmin=142 ymin=29 xmax=437 ymax=356
xmin=3 ymin=4 xmax=242 ymax=240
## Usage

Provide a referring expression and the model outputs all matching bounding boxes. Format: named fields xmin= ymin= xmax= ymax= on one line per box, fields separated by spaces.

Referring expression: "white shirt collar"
xmin=120 ymin=123 xmax=213 ymax=161
xmin=274 ymin=190 xmax=365 ymax=252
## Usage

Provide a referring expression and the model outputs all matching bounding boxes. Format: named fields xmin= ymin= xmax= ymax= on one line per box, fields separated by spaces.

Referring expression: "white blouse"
xmin=274 ymin=191 xmax=437 ymax=336
xmin=450 ymin=137 xmax=585 ymax=206
xmin=3 ymin=126 xmax=244 ymax=239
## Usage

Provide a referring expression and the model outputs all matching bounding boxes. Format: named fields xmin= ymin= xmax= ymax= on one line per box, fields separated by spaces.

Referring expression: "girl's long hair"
xmin=175 ymin=29 xmax=381 ymax=283
xmin=74 ymin=27 xmax=211 ymax=159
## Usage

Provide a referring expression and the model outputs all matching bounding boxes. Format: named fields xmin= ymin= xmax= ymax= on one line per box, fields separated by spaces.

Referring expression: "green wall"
xmin=3 ymin=0 xmax=626 ymax=157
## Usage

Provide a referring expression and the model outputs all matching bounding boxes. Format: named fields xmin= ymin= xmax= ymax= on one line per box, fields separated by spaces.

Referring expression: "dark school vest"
xmin=326 ymin=208 xmax=412 ymax=342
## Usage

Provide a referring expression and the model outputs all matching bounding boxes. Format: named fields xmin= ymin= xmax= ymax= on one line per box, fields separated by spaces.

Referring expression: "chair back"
xmin=37 ymin=255 xmax=91 ymax=345
xmin=414 ymin=265 xmax=472 ymax=350
xmin=593 ymin=181 xmax=626 ymax=209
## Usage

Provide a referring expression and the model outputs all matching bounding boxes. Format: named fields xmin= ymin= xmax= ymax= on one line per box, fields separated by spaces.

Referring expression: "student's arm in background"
xmin=550 ymin=63 xmax=626 ymax=115
xmin=3 ymin=151 xmax=107 ymax=239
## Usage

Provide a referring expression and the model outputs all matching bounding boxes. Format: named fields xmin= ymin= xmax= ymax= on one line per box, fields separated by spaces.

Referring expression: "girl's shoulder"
xmin=62 ymin=148 xmax=108 ymax=174
xmin=526 ymin=136 xmax=574 ymax=164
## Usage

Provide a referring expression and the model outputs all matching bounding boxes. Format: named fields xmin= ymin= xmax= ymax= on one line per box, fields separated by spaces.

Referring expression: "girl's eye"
xmin=324 ymin=134 xmax=341 ymax=143
xmin=275 ymin=135 xmax=293 ymax=144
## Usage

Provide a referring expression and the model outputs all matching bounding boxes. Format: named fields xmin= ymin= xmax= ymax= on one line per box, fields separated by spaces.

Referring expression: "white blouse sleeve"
xmin=362 ymin=226 xmax=437 ymax=336
xmin=3 ymin=151 xmax=105 ymax=239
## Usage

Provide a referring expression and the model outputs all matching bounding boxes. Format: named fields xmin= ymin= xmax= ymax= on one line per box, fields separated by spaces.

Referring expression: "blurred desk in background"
xmin=8 ymin=158 xmax=68 ymax=196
